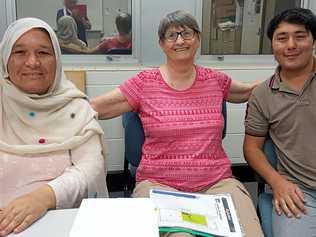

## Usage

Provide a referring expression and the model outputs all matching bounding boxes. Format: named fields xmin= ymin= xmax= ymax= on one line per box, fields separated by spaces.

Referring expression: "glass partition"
xmin=201 ymin=0 xmax=302 ymax=55
xmin=16 ymin=0 xmax=132 ymax=55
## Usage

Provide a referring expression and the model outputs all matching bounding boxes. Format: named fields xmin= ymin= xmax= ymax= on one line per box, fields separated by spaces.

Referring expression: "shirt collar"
xmin=63 ymin=7 xmax=72 ymax=16
xmin=269 ymin=57 xmax=316 ymax=90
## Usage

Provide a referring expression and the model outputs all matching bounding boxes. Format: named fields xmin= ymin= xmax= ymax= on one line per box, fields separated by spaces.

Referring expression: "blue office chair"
xmin=257 ymin=137 xmax=278 ymax=237
xmin=122 ymin=102 xmax=227 ymax=197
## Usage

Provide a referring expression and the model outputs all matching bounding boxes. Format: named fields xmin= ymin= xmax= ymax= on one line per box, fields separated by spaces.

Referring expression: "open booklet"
xmin=150 ymin=189 xmax=243 ymax=237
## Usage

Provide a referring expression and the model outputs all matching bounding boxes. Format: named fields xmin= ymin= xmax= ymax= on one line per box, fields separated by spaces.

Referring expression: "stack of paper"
xmin=69 ymin=198 xmax=159 ymax=237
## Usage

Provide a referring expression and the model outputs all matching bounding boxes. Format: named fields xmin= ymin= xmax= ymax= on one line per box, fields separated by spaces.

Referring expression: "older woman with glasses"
xmin=91 ymin=10 xmax=263 ymax=237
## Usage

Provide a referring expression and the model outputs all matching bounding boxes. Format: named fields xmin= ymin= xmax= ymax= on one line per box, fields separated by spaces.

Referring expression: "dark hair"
xmin=267 ymin=8 xmax=316 ymax=41
xmin=115 ymin=13 xmax=132 ymax=35
xmin=158 ymin=10 xmax=200 ymax=41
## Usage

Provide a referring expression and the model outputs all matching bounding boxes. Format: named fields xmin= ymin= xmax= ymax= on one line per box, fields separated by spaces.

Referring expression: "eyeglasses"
xmin=164 ymin=29 xmax=196 ymax=42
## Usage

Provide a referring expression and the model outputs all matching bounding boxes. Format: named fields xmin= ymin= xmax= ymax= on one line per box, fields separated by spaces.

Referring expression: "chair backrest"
xmin=105 ymin=48 xmax=132 ymax=55
xmin=122 ymin=101 xmax=227 ymax=168
xmin=122 ymin=111 xmax=145 ymax=167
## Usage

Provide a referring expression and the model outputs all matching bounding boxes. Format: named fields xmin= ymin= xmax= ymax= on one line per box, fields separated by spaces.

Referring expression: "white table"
xmin=8 ymin=209 xmax=78 ymax=237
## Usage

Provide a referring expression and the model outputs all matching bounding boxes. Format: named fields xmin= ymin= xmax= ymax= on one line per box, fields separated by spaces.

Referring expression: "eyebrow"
xmin=275 ymin=30 xmax=309 ymax=36
xmin=12 ymin=43 xmax=53 ymax=50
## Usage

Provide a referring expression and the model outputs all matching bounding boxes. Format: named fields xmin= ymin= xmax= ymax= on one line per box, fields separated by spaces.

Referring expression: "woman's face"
xmin=159 ymin=25 xmax=200 ymax=63
xmin=7 ymin=28 xmax=56 ymax=95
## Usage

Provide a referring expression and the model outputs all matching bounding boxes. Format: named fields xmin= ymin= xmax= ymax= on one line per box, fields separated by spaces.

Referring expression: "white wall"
xmin=0 ymin=0 xmax=8 ymax=40
xmin=310 ymin=1 xmax=316 ymax=12
xmin=83 ymin=67 xmax=275 ymax=172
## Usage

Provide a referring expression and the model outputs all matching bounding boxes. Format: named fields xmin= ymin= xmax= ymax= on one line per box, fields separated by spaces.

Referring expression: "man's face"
xmin=272 ymin=22 xmax=315 ymax=72
xmin=64 ymin=0 xmax=76 ymax=9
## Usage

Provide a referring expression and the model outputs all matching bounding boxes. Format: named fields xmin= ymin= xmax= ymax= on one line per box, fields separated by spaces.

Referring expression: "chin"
xmin=23 ymin=87 xmax=49 ymax=95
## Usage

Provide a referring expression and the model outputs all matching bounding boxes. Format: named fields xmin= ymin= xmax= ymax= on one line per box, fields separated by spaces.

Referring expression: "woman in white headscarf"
xmin=0 ymin=17 xmax=108 ymax=236
xmin=57 ymin=15 xmax=90 ymax=53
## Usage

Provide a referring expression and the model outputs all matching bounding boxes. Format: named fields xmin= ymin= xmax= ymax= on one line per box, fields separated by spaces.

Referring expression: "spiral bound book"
xmin=150 ymin=189 xmax=243 ymax=237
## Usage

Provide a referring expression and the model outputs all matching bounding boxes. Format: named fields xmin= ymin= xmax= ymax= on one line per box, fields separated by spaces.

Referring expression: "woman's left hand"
xmin=0 ymin=185 xmax=56 ymax=236
xmin=227 ymin=79 xmax=263 ymax=103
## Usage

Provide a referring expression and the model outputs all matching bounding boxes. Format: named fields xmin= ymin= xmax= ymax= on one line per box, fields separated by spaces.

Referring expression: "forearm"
xmin=48 ymin=166 xmax=87 ymax=209
xmin=48 ymin=135 xmax=107 ymax=208
xmin=30 ymin=185 xmax=56 ymax=210
xmin=243 ymin=141 xmax=282 ymax=186
xmin=227 ymin=80 xmax=258 ymax=103
xmin=90 ymin=88 xmax=132 ymax=119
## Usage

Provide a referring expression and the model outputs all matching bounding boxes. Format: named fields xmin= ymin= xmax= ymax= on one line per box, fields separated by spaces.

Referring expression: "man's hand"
xmin=272 ymin=176 xmax=307 ymax=218
xmin=0 ymin=185 xmax=55 ymax=236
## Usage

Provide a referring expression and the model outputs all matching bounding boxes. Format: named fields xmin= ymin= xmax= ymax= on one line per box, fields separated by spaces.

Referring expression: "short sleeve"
xmin=216 ymin=71 xmax=232 ymax=100
xmin=244 ymin=91 xmax=269 ymax=137
xmin=119 ymin=72 xmax=144 ymax=111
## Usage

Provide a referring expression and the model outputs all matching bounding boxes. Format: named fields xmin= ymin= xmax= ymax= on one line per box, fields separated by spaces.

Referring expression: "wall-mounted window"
xmin=3 ymin=0 xmax=312 ymax=66
xmin=15 ymin=0 xmax=133 ymax=56
xmin=201 ymin=0 xmax=302 ymax=55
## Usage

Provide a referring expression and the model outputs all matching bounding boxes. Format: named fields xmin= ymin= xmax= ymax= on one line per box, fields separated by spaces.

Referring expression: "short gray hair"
xmin=158 ymin=10 xmax=200 ymax=41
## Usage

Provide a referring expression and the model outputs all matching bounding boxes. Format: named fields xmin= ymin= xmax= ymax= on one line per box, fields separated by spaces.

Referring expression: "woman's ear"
xmin=158 ymin=39 xmax=164 ymax=49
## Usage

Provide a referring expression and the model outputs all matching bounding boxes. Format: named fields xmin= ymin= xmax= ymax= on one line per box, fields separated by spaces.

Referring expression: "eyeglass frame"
xmin=164 ymin=29 xmax=197 ymax=42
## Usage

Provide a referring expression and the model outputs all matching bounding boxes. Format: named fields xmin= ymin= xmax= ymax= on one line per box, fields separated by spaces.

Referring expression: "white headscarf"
xmin=0 ymin=17 xmax=104 ymax=154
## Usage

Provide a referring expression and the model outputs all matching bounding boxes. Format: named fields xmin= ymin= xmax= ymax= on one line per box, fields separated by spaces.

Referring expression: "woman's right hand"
xmin=271 ymin=176 xmax=307 ymax=218
xmin=0 ymin=185 xmax=55 ymax=236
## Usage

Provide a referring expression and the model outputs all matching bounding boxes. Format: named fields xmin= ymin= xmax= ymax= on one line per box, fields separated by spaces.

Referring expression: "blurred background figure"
xmin=57 ymin=15 xmax=90 ymax=54
xmin=56 ymin=0 xmax=91 ymax=45
xmin=92 ymin=12 xmax=132 ymax=54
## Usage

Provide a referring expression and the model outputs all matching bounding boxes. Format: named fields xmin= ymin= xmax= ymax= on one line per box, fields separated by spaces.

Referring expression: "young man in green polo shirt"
xmin=244 ymin=8 xmax=316 ymax=237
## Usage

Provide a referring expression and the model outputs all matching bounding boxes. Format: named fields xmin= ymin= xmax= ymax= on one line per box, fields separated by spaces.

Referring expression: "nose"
xmin=25 ymin=53 xmax=40 ymax=67
xmin=287 ymin=36 xmax=297 ymax=49
xmin=175 ymin=34 xmax=185 ymax=44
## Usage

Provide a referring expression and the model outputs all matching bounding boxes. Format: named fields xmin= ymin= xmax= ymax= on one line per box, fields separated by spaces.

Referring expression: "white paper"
xmin=69 ymin=198 xmax=159 ymax=237
xmin=150 ymin=189 xmax=243 ymax=237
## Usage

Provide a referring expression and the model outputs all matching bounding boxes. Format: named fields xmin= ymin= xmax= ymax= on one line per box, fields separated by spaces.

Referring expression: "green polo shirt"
xmin=245 ymin=66 xmax=316 ymax=189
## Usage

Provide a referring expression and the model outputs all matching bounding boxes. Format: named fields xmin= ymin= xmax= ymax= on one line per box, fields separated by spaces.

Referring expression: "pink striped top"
xmin=119 ymin=65 xmax=232 ymax=192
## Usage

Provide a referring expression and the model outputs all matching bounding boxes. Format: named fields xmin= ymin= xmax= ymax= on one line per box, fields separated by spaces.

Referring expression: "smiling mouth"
xmin=22 ymin=72 xmax=43 ymax=76
xmin=22 ymin=73 xmax=44 ymax=79
xmin=285 ymin=54 xmax=300 ymax=59
xmin=174 ymin=48 xmax=188 ymax=52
